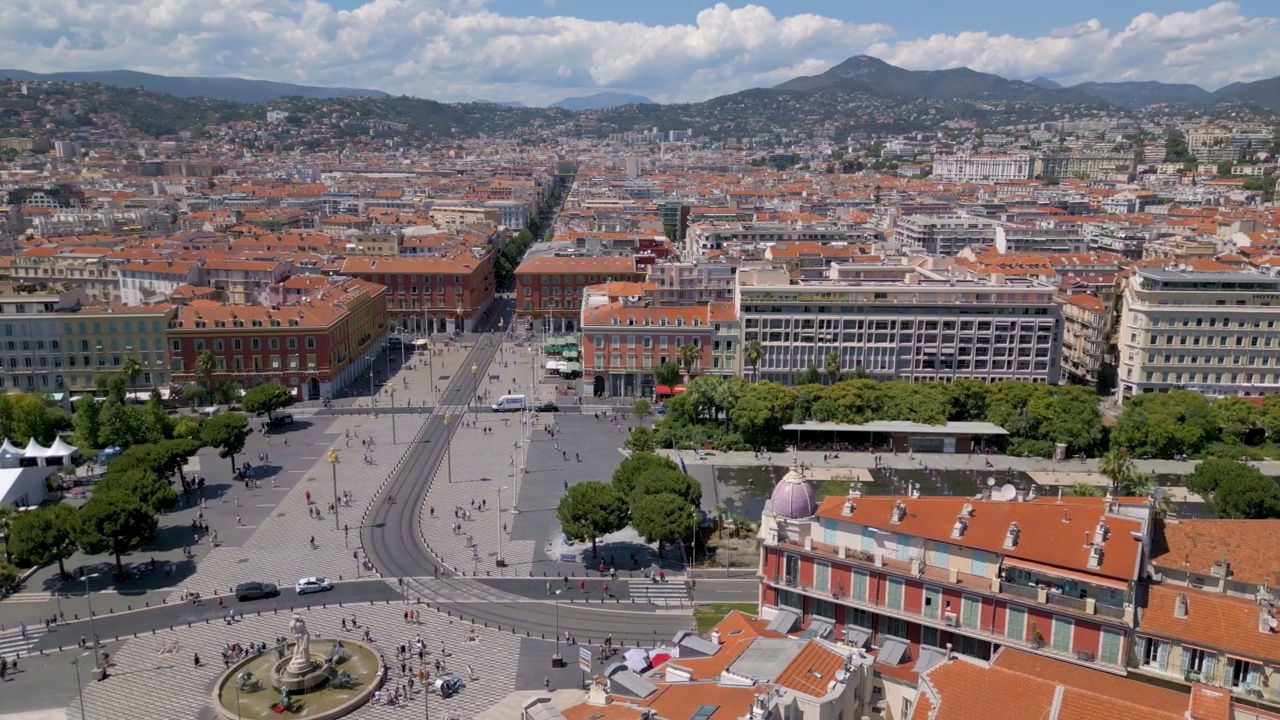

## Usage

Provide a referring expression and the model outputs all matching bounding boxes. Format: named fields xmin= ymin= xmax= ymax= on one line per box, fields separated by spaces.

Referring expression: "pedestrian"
xmin=467 ymin=663 xmax=475 ymax=680
xmin=342 ymin=618 xmax=348 ymax=631
xmin=305 ymin=490 xmax=311 ymax=504
xmin=310 ymin=535 xmax=316 ymax=549
xmin=194 ymin=653 xmax=201 ymax=667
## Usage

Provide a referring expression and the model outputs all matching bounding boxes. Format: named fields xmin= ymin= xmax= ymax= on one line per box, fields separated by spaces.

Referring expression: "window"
xmin=850 ymin=570 xmax=868 ymax=602
xmin=886 ymin=578 xmax=904 ymax=611
xmin=961 ymin=595 xmax=980 ymax=630
xmin=822 ymin=519 xmax=836 ymax=544
xmin=923 ymin=586 xmax=941 ymax=620
xmin=233 ymin=339 xmax=243 ymax=351
xmin=1099 ymin=629 xmax=1124 ymax=667
xmin=306 ymin=337 xmax=316 ymax=349
xmin=813 ymin=561 xmax=830 ymax=593
xmin=1229 ymin=657 xmax=1261 ymax=689
xmin=250 ymin=338 xmax=260 ymax=350
xmin=881 ymin=616 xmax=907 ymax=640
xmin=894 ymin=532 xmax=910 ymax=561
xmin=860 ymin=526 xmax=876 ymax=552
xmin=846 ymin=606 xmax=870 ymax=630
xmin=931 ymin=543 xmax=950 ymax=570
xmin=809 ymin=597 xmax=835 ymax=620
xmin=921 ymin=626 xmax=940 ymax=648
xmin=971 ymin=550 xmax=989 ymax=577
xmin=783 ymin=554 xmax=799 ymax=585
xmin=1051 ymin=616 xmax=1073 ymax=654
xmin=1006 ymin=606 xmax=1026 ymax=641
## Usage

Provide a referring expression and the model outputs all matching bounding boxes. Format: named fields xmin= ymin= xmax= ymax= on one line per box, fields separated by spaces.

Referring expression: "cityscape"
xmin=2 ymin=2 xmax=1280 ymax=720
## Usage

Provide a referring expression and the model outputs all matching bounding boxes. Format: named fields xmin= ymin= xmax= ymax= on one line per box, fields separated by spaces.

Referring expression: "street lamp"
xmin=497 ymin=318 xmax=504 ymax=363
xmin=328 ymin=449 xmax=340 ymax=532
xmin=388 ymin=386 xmax=397 ymax=445
xmin=470 ymin=364 xmax=479 ymax=421
xmin=443 ymin=414 xmax=453 ymax=484
xmin=426 ymin=342 xmax=435 ymax=405
xmin=367 ymin=356 xmax=376 ymax=404
xmin=496 ymin=485 xmax=508 ymax=568
xmin=71 ymin=656 xmax=87 ymax=720
xmin=551 ymin=589 xmax=564 ymax=667
xmin=83 ymin=572 xmax=101 ymax=671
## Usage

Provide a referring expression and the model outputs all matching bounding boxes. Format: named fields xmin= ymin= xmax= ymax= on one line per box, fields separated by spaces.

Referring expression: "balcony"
xmin=766 ymin=572 xmax=1123 ymax=673
xmin=769 ymin=536 xmax=1131 ymax=626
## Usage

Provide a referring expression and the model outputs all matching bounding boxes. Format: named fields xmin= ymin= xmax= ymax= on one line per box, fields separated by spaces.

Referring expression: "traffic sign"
xmin=578 ymin=646 xmax=592 ymax=672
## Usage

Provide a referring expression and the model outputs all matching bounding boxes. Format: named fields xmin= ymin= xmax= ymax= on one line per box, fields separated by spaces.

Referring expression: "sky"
xmin=1 ymin=1 xmax=1279 ymax=106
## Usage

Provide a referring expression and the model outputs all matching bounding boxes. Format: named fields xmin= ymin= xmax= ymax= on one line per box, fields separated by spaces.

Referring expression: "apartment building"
xmin=580 ymin=287 xmax=712 ymax=397
xmin=61 ymin=304 xmax=177 ymax=396
xmin=736 ymin=264 xmax=1062 ymax=385
xmin=1061 ymin=294 xmax=1111 ymax=389
xmin=8 ymin=246 xmax=120 ymax=303
xmin=0 ymin=283 xmax=85 ymax=393
xmin=757 ymin=475 xmax=1148 ymax=707
xmin=1115 ymin=267 xmax=1280 ymax=402
xmin=340 ymin=250 xmax=495 ymax=334
xmin=202 ymin=259 xmax=291 ymax=306
xmin=1131 ymin=519 xmax=1280 ymax=710
xmin=994 ymin=225 xmax=1087 ymax=255
xmin=117 ymin=259 xmax=203 ymax=306
xmin=516 ymin=254 xmax=644 ymax=333
xmin=168 ymin=278 xmax=386 ymax=400
xmin=709 ymin=301 xmax=739 ymax=377
xmin=429 ymin=205 xmax=502 ymax=229
xmin=895 ymin=215 xmax=997 ymax=256
xmin=1035 ymin=152 xmax=1141 ymax=181
xmin=647 ymin=260 xmax=736 ymax=304
xmin=931 ymin=154 xmax=1033 ymax=183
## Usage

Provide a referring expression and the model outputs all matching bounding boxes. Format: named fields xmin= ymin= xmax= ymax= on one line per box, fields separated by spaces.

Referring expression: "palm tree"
xmin=677 ymin=343 xmax=700 ymax=382
xmin=1070 ymin=482 xmax=1103 ymax=497
xmin=823 ymin=351 xmax=841 ymax=385
xmin=196 ymin=349 xmax=216 ymax=402
xmin=743 ymin=339 xmax=763 ymax=383
xmin=1098 ymin=448 xmax=1133 ymax=495
xmin=120 ymin=356 xmax=142 ymax=397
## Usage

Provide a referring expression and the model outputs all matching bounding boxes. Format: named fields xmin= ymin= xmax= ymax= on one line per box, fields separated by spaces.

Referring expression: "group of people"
xmin=220 ymin=641 xmax=266 ymax=667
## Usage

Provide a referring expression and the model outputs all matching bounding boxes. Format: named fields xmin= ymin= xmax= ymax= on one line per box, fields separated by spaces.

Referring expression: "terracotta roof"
xmin=582 ymin=302 xmax=711 ymax=329
xmin=1188 ymin=683 xmax=1232 ymax=720
xmin=515 ymin=255 xmax=638 ymax=274
xmin=1139 ymin=583 xmax=1280 ymax=664
xmin=773 ymin=641 xmax=845 ymax=697
xmin=1151 ymin=518 xmax=1280 ymax=587
xmin=1065 ymin=294 xmax=1107 ymax=313
xmin=814 ymin=495 xmax=1144 ymax=581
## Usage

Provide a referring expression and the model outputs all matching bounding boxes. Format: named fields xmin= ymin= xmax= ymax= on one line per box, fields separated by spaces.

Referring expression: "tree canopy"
xmin=242 ymin=382 xmax=296 ymax=419
xmin=6 ymin=503 xmax=78 ymax=577
xmin=631 ymin=492 xmax=698 ymax=551
xmin=201 ymin=412 xmax=250 ymax=472
xmin=1185 ymin=459 xmax=1280 ymax=518
xmin=76 ymin=492 xmax=158 ymax=577
xmin=556 ymin=481 xmax=630 ymax=552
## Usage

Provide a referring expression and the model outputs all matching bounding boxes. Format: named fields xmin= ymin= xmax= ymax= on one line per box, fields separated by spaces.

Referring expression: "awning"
xmin=766 ymin=609 xmax=799 ymax=634
xmin=654 ymin=385 xmax=672 ymax=394
xmin=844 ymin=627 xmax=871 ymax=648
xmin=673 ymin=385 xmax=688 ymax=393
xmin=1003 ymin=557 xmax=1129 ymax=590
xmin=562 ymin=362 xmax=582 ymax=372
xmin=878 ymin=638 xmax=909 ymax=666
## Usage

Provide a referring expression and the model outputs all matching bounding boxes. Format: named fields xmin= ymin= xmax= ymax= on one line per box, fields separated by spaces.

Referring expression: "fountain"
xmin=211 ymin=613 xmax=382 ymax=720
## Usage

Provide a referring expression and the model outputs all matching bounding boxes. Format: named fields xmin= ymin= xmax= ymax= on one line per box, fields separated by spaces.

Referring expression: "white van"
xmin=491 ymin=395 xmax=527 ymax=412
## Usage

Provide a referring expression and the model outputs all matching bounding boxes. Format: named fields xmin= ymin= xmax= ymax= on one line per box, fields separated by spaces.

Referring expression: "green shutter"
xmin=887 ymin=579 xmax=904 ymax=610
xmin=961 ymin=596 xmax=980 ymax=629
xmin=924 ymin=587 xmax=941 ymax=620
xmin=1052 ymin=616 xmax=1073 ymax=653
xmin=1006 ymin=606 xmax=1026 ymax=640
xmin=851 ymin=571 xmax=868 ymax=602
xmin=814 ymin=562 xmax=830 ymax=593
xmin=1099 ymin=629 xmax=1122 ymax=666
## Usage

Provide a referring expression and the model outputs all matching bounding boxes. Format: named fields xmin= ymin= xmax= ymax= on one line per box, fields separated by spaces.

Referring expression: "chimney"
xmin=1003 ymin=521 xmax=1020 ymax=549
xmin=1174 ymin=593 xmax=1189 ymax=619
xmin=951 ymin=515 xmax=967 ymax=539
xmin=1259 ymin=610 xmax=1277 ymax=635
xmin=1088 ymin=544 xmax=1103 ymax=569
xmin=890 ymin=501 xmax=906 ymax=524
xmin=843 ymin=493 xmax=855 ymax=516
xmin=1062 ymin=508 xmax=1070 ymax=524
xmin=1093 ymin=518 xmax=1109 ymax=546
xmin=710 ymin=629 xmax=721 ymax=646
xmin=961 ymin=502 xmax=974 ymax=518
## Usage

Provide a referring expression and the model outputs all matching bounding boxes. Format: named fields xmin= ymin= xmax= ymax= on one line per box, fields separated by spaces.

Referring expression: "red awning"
xmin=654 ymin=385 xmax=672 ymax=394
xmin=673 ymin=385 xmax=688 ymax=393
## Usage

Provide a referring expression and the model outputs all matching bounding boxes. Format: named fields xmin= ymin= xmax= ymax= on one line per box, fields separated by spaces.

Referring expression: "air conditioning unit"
xmin=1077 ymin=651 xmax=1096 ymax=663
xmin=944 ymin=613 xmax=959 ymax=627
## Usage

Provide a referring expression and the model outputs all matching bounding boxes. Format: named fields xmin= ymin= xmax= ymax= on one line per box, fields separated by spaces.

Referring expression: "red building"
xmin=169 ymin=278 xmax=387 ymax=400
xmin=758 ymin=478 xmax=1145 ymax=679
xmin=340 ymin=247 xmax=495 ymax=335
xmin=514 ymin=255 xmax=644 ymax=333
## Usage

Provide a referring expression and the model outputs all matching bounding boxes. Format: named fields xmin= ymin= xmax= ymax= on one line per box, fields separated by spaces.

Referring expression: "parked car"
xmin=434 ymin=674 xmax=466 ymax=698
xmin=295 ymin=577 xmax=333 ymax=595
xmin=266 ymin=412 xmax=295 ymax=428
xmin=535 ymin=401 xmax=559 ymax=413
xmin=234 ymin=581 xmax=279 ymax=602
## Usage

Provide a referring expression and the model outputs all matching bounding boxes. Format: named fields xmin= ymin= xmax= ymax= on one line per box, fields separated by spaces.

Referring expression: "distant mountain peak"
xmin=548 ymin=92 xmax=655 ymax=111
xmin=0 ymin=68 xmax=385 ymax=103
xmin=1030 ymin=76 xmax=1063 ymax=89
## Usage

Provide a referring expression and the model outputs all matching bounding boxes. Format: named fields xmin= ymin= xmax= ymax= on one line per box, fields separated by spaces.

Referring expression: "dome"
xmin=770 ymin=468 xmax=816 ymax=519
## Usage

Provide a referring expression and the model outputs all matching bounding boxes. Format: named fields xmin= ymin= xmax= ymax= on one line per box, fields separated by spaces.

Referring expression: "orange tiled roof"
xmin=1139 ymin=583 xmax=1280 ymax=664
xmin=1151 ymin=518 xmax=1280 ymax=587
xmin=1188 ymin=683 xmax=1232 ymax=720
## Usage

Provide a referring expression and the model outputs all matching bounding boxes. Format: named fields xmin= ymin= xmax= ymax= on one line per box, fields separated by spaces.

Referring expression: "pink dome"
xmin=770 ymin=471 xmax=816 ymax=519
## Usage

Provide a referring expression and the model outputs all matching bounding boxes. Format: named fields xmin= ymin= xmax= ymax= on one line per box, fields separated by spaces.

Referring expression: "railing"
xmin=763 ymin=574 xmax=1125 ymax=673
xmin=1095 ymin=602 xmax=1127 ymax=620
xmin=1000 ymin=582 xmax=1039 ymax=601
xmin=1047 ymin=593 xmax=1089 ymax=613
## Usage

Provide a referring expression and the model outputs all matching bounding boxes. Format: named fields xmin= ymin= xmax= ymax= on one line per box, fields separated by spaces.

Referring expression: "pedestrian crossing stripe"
xmin=0 ymin=627 xmax=44 ymax=656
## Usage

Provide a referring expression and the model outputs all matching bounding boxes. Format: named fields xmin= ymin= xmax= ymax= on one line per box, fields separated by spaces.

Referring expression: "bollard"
xmin=128 ymin=605 xmax=132 ymax=611
xmin=541 ymin=633 xmax=544 ymax=639
xmin=206 ymin=618 xmax=210 ymax=624
xmin=146 ymin=602 xmax=150 ymax=608
xmin=109 ymin=608 xmax=113 ymax=614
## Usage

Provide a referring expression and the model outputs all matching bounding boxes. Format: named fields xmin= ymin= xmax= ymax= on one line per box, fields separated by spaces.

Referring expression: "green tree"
xmin=743 ymin=339 xmax=764 ymax=383
xmin=1164 ymin=130 xmax=1195 ymax=163
xmin=624 ymin=426 xmax=658 ymax=453
xmin=655 ymin=361 xmax=681 ymax=389
xmin=196 ymin=349 xmax=216 ymax=401
xmin=1070 ymin=482 xmax=1103 ymax=497
xmin=1209 ymin=471 xmax=1280 ymax=519
xmin=6 ymin=504 xmax=78 ymax=577
xmin=632 ymin=467 xmax=702 ymax=508
xmin=0 ymin=504 xmax=14 ymax=562
xmin=0 ymin=392 xmax=59 ymax=445
xmin=1098 ymin=448 xmax=1151 ymax=496
xmin=1186 ymin=458 xmax=1261 ymax=499
xmin=795 ymin=365 xmax=820 ymax=386
xmin=811 ymin=379 xmax=880 ymax=424
xmin=1216 ymin=161 xmax=1235 ymax=177
xmin=631 ymin=399 xmax=652 ymax=422
xmin=212 ymin=380 xmax=240 ymax=405
xmin=1026 ymin=385 xmax=1102 ymax=454
xmin=730 ymin=381 xmax=795 ymax=449
xmin=1213 ymin=395 xmax=1259 ymax=444
xmin=97 ymin=396 xmax=147 ymax=448
xmin=822 ymin=351 xmax=841 ymax=384
xmin=1111 ymin=391 xmax=1218 ymax=458
xmin=120 ymin=356 xmax=142 ymax=394
xmin=612 ymin=452 xmax=681 ymax=498
xmin=200 ymin=412 xmax=251 ymax=475
xmin=556 ymin=481 xmax=630 ymax=553
xmin=72 ymin=397 xmax=102 ymax=450
xmin=677 ymin=343 xmax=701 ymax=381
xmin=94 ymin=373 xmax=127 ymax=403
xmin=172 ymin=415 xmax=205 ymax=440
xmin=143 ymin=390 xmax=172 ymax=442
xmin=947 ymin=378 xmax=990 ymax=422
xmin=97 ymin=467 xmax=177 ymax=513
xmin=879 ymin=380 xmax=950 ymax=425
xmin=631 ymin=492 xmax=697 ymax=556
xmin=76 ymin=491 xmax=158 ymax=578
xmin=242 ymin=381 xmax=296 ymax=421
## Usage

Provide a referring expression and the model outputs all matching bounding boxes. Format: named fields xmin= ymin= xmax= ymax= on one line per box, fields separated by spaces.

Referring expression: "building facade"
xmin=61 ymin=304 xmax=177 ymax=396
xmin=736 ymin=264 xmax=1063 ymax=385
xmin=0 ymin=283 xmax=85 ymax=393
xmin=117 ymin=259 xmax=203 ymax=306
xmin=895 ymin=215 xmax=997 ymax=256
xmin=515 ymin=255 xmax=644 ymax=333
xmin=1061 ymin=294 xmax=1110 ymax=389
xmin=931 ymin=154 xmax=1034 ymax=183
xmin=1115 ymin=267 xmax=1280 ymax=402
xmin=580 ymin=289 xmax=712 ymax=397
xmin=340 ymin=250 xmax=495 ymax=334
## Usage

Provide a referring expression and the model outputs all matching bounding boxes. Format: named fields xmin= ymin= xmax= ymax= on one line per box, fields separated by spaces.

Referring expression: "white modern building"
xmin=1116 ymin=267 xmax=1280 ymax=402
xmin=116 ymin=259 xmax=203 ymax=306
xmin=931 ymin=154 xmax=1034 ymax=183
xmin=895 ymin=215 xmax=997 ymax=256
xmin=736 ymin=262 xmax=1062 ymax=385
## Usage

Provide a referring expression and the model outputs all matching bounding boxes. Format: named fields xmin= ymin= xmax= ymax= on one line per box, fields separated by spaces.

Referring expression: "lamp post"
xmin=551 ymin=589 xmax=564 ymax=667
xmin=470 ymin=364 xmax=479 ymax=421
xmin=426 ymin=341 xmax=435 ymax=405
xmin=443 ymin=414 xmax=453 ymax=484
xmin=83 ymin=572 xmax=101 ymax=671
xmin=388 ymin=386 xmax=397 ymax=445
xmin=71 ymin=656 xmax=87 ymax=720
xmin=496 ymin=485 xmax=507 ymax=568
xmin=367 ymin=356 xmax=376 ymax=404
xmin=497 ymin=318 xmax=504 ymax=362
xmin=328 ymin=450 xmax=340 ymax=531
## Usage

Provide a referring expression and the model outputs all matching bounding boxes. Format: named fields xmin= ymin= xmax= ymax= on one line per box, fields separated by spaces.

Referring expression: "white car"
xmin=295 ymin=577 xmax=334 ymax=595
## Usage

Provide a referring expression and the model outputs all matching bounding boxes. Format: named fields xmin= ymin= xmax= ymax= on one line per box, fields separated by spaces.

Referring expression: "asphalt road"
xmin=25 ymin=580 xmax=404 ymax=655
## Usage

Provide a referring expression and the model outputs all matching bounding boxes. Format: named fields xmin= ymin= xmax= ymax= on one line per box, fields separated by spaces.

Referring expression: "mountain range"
xmin=548 ymin=92 xmax=654 ymax=111
xmin=0 ymin=69 xmax=386 ymax=102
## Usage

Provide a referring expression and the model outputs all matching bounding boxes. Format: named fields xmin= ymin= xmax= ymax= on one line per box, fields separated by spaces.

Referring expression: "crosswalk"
xmin=3 ymin=591 xmax=62 ymax=604
xmin=627 ymin=578 xmax=690 ymax=604
xmin=0 ymin=627 xmax=44 ymax=657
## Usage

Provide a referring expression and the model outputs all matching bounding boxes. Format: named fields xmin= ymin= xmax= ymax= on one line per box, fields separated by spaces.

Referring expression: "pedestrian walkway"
xmin=62 ymin=601 xmax=522 ymax=720
xmin=626 ymin=579 xmax=690 ymax=605
xmin=0 ymin=626 xmax=45 ymax=658
xmin=404 ymin=577 xmax=533 ymax=604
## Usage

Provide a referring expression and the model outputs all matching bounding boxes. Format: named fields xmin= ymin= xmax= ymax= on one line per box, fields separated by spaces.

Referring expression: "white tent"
xmin=22 ymin=438 xmax=51 ymax=464
xmin=0 ymin=439 xmax=20 ymax=458
xmin=0 ymin=439 xmax=22 ymax=469
xmin=45 ymin=436 xmax=78 ymax=460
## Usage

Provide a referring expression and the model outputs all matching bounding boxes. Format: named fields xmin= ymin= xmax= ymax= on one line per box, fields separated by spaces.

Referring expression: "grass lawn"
xmin=814 ymin=477 xmax=855 ymax=499
xmin=693 ymin=602 xmax=759 ymax=633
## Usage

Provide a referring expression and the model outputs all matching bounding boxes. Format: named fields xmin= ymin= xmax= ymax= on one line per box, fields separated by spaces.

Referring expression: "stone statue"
xmin=288 ymin=613 xmax=312 ymax=674
xmin=279 ymin=686 xmax=292 ymax=711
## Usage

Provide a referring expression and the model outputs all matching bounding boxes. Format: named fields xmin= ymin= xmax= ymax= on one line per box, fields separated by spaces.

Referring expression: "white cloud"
xmin=0 ymin=1 xmax=1277 ymax=104
xmin=866 ymin=2 xmax=1280 ymax=90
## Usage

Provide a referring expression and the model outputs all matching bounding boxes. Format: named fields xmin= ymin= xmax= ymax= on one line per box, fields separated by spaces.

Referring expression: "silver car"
xmin=295 ymin=576 xmax=334 ymax=595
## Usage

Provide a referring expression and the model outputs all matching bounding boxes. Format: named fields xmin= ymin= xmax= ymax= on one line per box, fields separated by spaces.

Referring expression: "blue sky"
xmin=2 ymin=1 xmax=1279 ymax=103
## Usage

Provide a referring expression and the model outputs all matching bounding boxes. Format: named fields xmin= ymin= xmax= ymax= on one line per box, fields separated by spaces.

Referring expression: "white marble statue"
xmin=288 ymin=613 xmax=312 ymax=673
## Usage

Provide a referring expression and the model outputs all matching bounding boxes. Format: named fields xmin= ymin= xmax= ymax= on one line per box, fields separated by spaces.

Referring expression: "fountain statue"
xmin=326 ymin=641 xmax=350 ymax=665
xmin=287 ymin=614 xmax=314 ymax=676
xmin=237 ymin=670 xmax=262 ymax=693
xmin=278 ymin=687 xmax=293 ymax=713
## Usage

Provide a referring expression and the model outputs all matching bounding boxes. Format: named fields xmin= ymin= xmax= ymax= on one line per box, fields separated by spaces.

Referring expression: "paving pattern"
xmin=64 ymin=597 xmax=522 ymax=720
